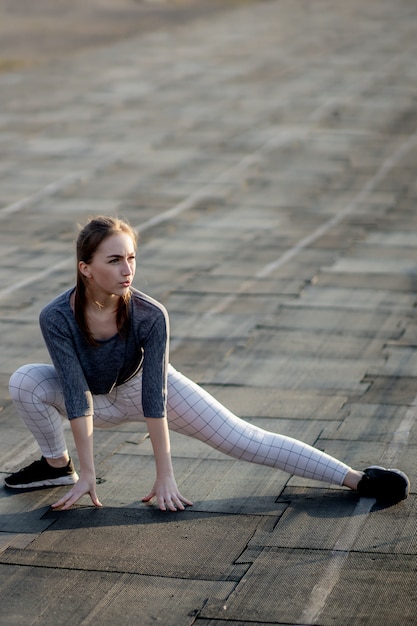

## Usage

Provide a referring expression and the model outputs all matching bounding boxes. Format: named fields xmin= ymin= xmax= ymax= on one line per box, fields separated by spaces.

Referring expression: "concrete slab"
xmin=0 ymin=533 xmax=38 ymax=554
xmin=248 ymin=488 xmax=361 ymax=552
xmin=199 ymin=385 xmax=348 ymax=420
xmin=352 ymin=244 xmax=417 ymax=262
xmin=210 ymin=352 xmax=371 ymax=393
xmin=262 ymin=306 xmax=406 ymax=339
xmin=321 ymin=403 xmax=417 ymax=443
xmin=298 ymin=285 xmax=416 ymax=312
xmin=234 ymin=327 xmax=385 ymax=360
xmin=169 ymin=312 xmax=258 ymax=341
xmin=400 ymin=323 xmax=417 ymax=345
xmin=175 ymin=274 xmax=303 ymax=296
xmin=0 ymin=564 xmax=235 ymax=626
xmin=166 ymin=293 xmax=287 ymax=316
xmin=324 ymin=258 xmax=417 ymax=276
xmin=316 ymin=271 xmax=417 ymax=293
xmin=353 ymin=375 xmax=417 ymax=406
xmin=170 ymin=339 xmax=240 ymax=381
xmin=368 ymin=345 xmax=417 ymax=377
xmin=0 ymin=507 xmax=263 ymax=580
xmin=200 ymin=548 xmax=417 ymax=624
xmin=0 ymin=490 xmax=56 ymax=534
xmin=250 ymin=487 xmax=416 ymax=554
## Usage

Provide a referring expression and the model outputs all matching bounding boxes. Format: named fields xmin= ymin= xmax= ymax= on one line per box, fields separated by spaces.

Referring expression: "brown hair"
xmin=75 ymin=216 xmax=137 ymax=346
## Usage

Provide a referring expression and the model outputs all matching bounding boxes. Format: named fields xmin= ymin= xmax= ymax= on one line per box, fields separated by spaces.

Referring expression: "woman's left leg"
xmin=165 ymin=365 xmax=351 ymax=486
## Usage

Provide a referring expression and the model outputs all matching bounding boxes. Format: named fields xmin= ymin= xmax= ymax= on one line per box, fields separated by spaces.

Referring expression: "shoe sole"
xmin=4 ymin=472 xmax=79 ymax=490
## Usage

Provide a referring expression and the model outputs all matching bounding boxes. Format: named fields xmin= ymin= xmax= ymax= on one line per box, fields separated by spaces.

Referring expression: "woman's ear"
xmin=79 ymin=261 xmax=91 ymax=278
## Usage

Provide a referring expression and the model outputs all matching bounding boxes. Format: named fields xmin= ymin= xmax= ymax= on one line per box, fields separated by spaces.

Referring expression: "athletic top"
xmin=39 ymin=287 xmax=169 ymax=420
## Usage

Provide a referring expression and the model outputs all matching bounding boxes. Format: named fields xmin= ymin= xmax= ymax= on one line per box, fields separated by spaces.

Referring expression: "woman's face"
xmin=79 ymin=232 xmax=136 ymax=300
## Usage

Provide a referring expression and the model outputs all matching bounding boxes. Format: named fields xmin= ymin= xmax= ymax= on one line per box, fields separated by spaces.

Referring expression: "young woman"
xmin=4 ymin=216 xmax=410 ymax=510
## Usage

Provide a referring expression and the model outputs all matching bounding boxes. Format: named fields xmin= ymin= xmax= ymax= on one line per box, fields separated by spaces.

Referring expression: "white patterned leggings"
xmin=9 ymin=363 xmax=350 ymax=486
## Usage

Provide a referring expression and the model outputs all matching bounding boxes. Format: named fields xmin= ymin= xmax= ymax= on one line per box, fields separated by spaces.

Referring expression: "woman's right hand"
xmin=51 ymin=472 xmax=102 ymax=510
xmin=57 ymin=414 xmax=101 ymax=509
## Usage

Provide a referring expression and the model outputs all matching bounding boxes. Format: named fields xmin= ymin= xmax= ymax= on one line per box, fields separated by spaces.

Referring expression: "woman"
xmin=4 ymin=216 xmax=410 ymax=510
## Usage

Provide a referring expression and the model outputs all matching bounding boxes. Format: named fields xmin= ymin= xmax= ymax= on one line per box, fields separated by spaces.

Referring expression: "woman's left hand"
xmin=142 ymin=475 xmax=193 ymax=511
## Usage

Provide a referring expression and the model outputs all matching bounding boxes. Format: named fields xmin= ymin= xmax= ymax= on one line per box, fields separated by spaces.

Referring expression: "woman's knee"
xmin=9 ymin=363 xmax=56 ymax=400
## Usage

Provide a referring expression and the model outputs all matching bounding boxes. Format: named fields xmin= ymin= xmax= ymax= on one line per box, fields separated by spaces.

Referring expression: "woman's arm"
xmin=142 ymin=417 xmax=193 ymax=511
xmin=51 ymin=415 xmax=102 ymax=510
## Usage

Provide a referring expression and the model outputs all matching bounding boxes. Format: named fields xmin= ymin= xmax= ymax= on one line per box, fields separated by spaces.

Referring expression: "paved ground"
xmin=1 ymin=0 xmax=417 ymax=624
xmin=0 ymin=0 xmax=245 ymax=69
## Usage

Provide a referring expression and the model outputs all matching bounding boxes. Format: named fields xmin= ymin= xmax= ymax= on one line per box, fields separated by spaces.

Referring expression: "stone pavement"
xmin=1 ymin=0 xmax=417 ymax=623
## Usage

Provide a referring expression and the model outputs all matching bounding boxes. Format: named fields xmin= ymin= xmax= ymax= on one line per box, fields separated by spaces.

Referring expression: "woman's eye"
xmin=108 ymin=256 xmax=135 ymax=264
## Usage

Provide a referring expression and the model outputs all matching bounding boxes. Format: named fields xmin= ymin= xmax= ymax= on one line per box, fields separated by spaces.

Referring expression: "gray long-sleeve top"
xmin=39 ymin=287 xmax=169 ymax=420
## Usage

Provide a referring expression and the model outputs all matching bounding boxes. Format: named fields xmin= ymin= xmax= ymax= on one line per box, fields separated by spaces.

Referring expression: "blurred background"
xmin=0 ymin=0 xmax=251 ymax=70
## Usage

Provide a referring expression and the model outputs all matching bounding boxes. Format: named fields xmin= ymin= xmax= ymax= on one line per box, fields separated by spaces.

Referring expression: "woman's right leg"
xmin=5 ymin=364 xmax=80 ymax=489
xmin=8 ymin=363 xmax=68 ymax=459
xmin=7 ymin=364 xmax=142 ymax=455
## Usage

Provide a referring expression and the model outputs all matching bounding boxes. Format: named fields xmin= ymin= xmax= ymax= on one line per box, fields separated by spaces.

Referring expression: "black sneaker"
xmin=357 ymin=465 xmax=410 ymax=504
xmin=4 ymin=456 xmax=79 ymax=490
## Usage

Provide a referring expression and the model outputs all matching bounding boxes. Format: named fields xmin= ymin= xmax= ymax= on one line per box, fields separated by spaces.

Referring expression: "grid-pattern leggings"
xmin=9 ymin=363 xmax=350 ymax=486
